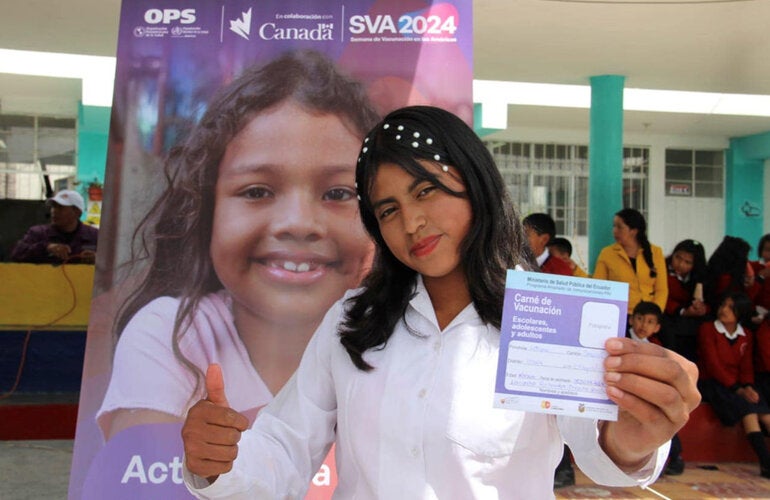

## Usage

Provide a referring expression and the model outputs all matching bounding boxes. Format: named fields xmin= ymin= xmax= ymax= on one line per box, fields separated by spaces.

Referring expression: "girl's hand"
xmin=682 ymin=304 xmax=696 ymax=317
xmin=684 ymin=301 xmax=707 ymax=317
xmin=182 ymin=364 xmax=249 ymax=483
xmin=737 ymin=386 xmax=760 ymax=404
xmin=599 ymin=338 xmax=700 ymax=471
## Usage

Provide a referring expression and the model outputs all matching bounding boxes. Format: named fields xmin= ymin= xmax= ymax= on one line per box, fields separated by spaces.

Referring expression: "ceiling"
xmin=1 ymin=0 xmax=769 ymax=138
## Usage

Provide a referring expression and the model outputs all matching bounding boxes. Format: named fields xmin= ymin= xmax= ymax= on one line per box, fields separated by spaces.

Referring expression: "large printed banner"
xmin=69 ymin=1 xmax=472 ymax=498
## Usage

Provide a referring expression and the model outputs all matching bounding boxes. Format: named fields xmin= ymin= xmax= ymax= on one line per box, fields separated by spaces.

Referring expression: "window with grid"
xmin=485 ymin=141 xmax=649 ymax=236
xmin=623 ymin=147 xmax=649 ymax=219
xmin=665 ymin=148 xmax=724 ymax=198
xmin=0 ymin=115 xmax=77 ymax=200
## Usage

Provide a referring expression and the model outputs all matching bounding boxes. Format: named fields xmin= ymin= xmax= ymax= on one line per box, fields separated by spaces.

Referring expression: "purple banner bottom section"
xmin=82 ymin=423 xmax=193 ymax=499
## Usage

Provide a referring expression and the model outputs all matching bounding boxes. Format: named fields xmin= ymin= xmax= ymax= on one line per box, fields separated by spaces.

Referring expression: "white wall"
xmin=485 ymin=125 xmax=730 ymax=265
xmin=631 ymin=131 xmax=728 ymax=258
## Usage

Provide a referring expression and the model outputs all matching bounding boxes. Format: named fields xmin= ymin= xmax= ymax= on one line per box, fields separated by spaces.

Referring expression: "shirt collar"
xmin=714 ymin=320 xmax=746 ymax=340
xmin=628 ymin=328 xmax=650 ymax=343
xmin=610 ymin=242 xmax=631 ymax=262
xmin=408 ymin=275 xmax=481 ymax=332
xmin=408 ymin=276 xmax=436 ymax=322
xmin=668 ymin=266 xmax=690 ymax=283
xmin=536 ymin=248 xmax=549 ymax=268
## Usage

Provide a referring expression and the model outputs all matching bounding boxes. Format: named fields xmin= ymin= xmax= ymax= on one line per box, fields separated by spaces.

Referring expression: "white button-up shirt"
xmin=185 ymin=278 xmax=667 ymax=499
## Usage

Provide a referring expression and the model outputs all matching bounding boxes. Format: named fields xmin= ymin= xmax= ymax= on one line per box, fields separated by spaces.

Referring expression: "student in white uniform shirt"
xmin=181 ymin=105 xmax=701 ymax=499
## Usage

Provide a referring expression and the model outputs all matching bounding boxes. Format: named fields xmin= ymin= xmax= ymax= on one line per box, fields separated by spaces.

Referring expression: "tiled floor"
xmin=557 ymin=461 xmax=770 ymax=499
xmin=0 ymin=440 xmax=73 ymax=500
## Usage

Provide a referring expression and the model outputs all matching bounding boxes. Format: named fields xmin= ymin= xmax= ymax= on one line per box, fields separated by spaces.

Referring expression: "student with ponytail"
xmin=593 ymin=208 xmax=668 ymax=315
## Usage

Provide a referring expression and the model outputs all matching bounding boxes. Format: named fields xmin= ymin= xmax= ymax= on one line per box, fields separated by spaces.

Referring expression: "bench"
xmin=679 ymin=403 xmax=757 ymax=462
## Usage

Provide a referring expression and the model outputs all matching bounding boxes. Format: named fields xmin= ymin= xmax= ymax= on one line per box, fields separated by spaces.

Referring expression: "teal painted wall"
xmin=726 ymin=130 xmax=768 ymax=244
xmin=77 ymin=103 xmax=111 ymax=188
xmin=588 ymin=75 xmax=625 ymax=271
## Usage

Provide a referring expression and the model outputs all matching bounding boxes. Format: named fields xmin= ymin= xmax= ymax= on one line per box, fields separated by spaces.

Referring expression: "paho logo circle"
xmin=144 ymin=8 xmax=196 ymax=25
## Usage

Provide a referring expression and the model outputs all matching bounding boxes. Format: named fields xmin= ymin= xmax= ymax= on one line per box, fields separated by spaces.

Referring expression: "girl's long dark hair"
xmin=616 ymin=208 xmax=656 ymax=278
xmin=114 ymin=50 xmax=379 ymax=395
xmin=758 ymin=233 xmax=770 ymax=259
xmin=720 ymin=291 xmax=754 ymax=327
xmin=704 ymin=235 xmax=751 ymax=309
xmin=666 ymin=239 xmax=707 ymax=291
xmin=339 ymin=106 xmax=535 ymax=371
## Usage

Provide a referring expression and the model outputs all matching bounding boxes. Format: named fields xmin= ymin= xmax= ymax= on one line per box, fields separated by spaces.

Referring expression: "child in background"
xmin=666 ymin=239 xmax=708 ymax=318
xmin=181 ymin=106 xmax=700 ymax=499
xmin=703 ymin=236 xmax=759 ymax=316
xmin=663 ymin=239 xmax=709 ymax=361
xmin=98 ymin=50 xmax=379 ymax=438
xmin=626 ymin=301 xmax=685 ymax=475
xmin=697 ymin=292 xmax=770 ymax=478
xmin=548 ymin=236 xmax=588 ymax=277
xmin=522 ymin=213 xmax=572 ymax=276
xmin=521 ymin=214 xmax=574 ymax=487
xmin=627 ymin=301 xmax=664 ymax=345
xmin=750 ymin=234 xmax=770 ymax=313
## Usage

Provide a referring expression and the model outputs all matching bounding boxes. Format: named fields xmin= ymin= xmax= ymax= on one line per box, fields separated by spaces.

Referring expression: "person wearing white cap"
xmin=10 ymin=189 xmax=99 ymax=264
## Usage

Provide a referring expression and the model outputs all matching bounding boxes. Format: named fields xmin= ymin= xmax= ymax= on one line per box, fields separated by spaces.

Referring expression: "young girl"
xmin=703 ymin=235 xmax=759 ymax=315
xmin=665 ymin=239 xmax=708 ymax=318
xmin=181 ymin=106 xmax=699 ymax=498
xmin=97 ymin=50 xmax=379 ymax=437
xmin=548 ymin=236 xmax=588 ymax=278
xmin=627 ymin=301 xmax=664 ymax=346
xmin=593 ymin=208 xmax=668 ymax=315
xmin=751 ymin=233 xmax=770 ymax=311
xmin=697 ymin=292 xmax=770 ymax=478
xmin=662 ymin=239 xmax=708 ymax=361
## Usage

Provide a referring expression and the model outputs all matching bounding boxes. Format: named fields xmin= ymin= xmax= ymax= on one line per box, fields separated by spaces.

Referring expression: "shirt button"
xmin=433 ymin=342 xmax=441 ymax=352
xmin=411 ymin=447 xmax=420 ymax=458
xmin=418 ymin=388 xmax=427 ymax=399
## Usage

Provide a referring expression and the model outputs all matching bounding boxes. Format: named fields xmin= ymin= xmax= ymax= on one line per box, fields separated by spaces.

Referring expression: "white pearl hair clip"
xmin=441 ymin=165 xmax=449 ymax=172
xmin=358 ymin=122 xmax=445 ymax=164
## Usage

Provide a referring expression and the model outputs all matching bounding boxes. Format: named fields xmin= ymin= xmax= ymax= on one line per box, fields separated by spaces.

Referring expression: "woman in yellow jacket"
xmin=593 ymin=208 xmax=668 ymax=315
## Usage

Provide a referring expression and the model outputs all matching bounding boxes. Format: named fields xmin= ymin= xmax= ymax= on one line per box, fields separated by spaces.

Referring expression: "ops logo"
xmin=144 ymin=8 xmax=196 ymax=24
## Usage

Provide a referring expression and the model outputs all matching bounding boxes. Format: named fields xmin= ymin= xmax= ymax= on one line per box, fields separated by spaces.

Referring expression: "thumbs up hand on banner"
xmin=182 ymin=364 xmax=250 ymax=483
xmin=205 ymin=363 xmax=232 ymax=408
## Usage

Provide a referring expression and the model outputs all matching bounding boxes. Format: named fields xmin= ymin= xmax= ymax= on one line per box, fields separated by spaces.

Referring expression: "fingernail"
xmin=607 ymin=385 xmax=624 ymax=399
xmin=606 ymin=338 xmax=623 ymax=350
xmin=605 ymin=356 xmax=621 ymax=368
xmin=605 ymin=371 xmax=621 ymax=382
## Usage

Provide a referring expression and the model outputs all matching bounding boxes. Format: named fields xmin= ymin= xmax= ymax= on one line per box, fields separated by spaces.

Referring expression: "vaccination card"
xmin=494 ymin=270 xmax=629 ymax=420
